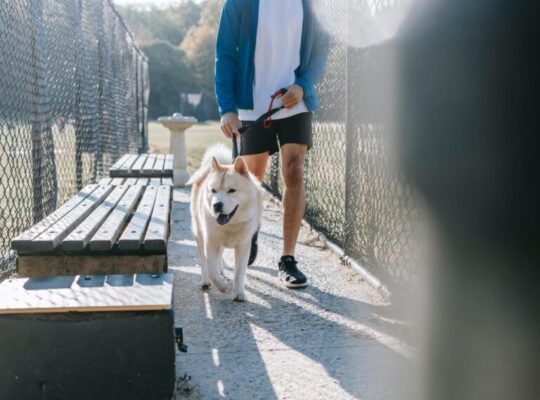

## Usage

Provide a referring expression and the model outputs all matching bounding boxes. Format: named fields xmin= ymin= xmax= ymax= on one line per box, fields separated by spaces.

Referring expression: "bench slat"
xmin=161 ymin=177 xmax=173 ymax=186
xmin=136 ymin=178 xmax=149 ymax=186
xmin=141 ymin=154 xmax=157 ymax=176
xmin=110 ymin=177 xmax=124 ymax=186
xmin=144 ymin=185 xmax=171 ymax=251
xmin=130 ymin=154 xmax=147 ymax=175
xmin=62 ymin=185 xmax=130 ymax=251
xmin=11 ymin=185 xmax=99 ymax=253
xmin=118 ymin=186 xmax=159 ymax=251
xmin=90 ymin=185 xmax=144 ymax=251
xmin=149 ymin=178 xmax=161 ymax=187
xmin=153 ymin=154 xmax=165 ymax=173
xmin=110 ymin=154 xmax=131 ymax=171
xmin=163 ymin=154 xmax=173 ymax=174
xmin=29 ymin=186 xmax=114 ymax=252
xmin=124 ymin=178 xmax=138 ymax=186
xmin=98 ymin=178 xmax=112 ymax=185
xmin=110 ymin=154 xmax=139 ymax=177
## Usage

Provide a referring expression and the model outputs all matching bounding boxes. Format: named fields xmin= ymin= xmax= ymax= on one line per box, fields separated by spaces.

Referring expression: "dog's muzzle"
xmin=216 ymin=205 xmax=239 ymax=226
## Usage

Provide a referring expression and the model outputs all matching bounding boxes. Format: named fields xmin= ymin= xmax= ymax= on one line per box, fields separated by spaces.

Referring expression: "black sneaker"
xmin=248 ymin=231 xmax=258 ymax=266
xmin=278 ymin=256 xmax=307 ymax=289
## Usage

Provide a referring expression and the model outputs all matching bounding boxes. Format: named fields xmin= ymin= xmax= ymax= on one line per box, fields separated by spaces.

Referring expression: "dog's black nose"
xmin=213 ymin=202 xmax=223 ymax=213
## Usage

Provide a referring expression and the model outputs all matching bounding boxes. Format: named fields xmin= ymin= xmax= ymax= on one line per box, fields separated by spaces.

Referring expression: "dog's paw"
xmin=232 ymin=291 xmax=246 ymax=302
xmin=201 ymin=282 xmax=211 ymax=291
xmin=216 ymin=280 xmax=233 ymax=293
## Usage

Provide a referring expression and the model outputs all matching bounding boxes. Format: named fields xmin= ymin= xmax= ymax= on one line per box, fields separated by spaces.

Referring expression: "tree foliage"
xmin=118 ymin=0 xmax=223 ymax=120
xmin=141 ymin=41 xmax=197 ymax=119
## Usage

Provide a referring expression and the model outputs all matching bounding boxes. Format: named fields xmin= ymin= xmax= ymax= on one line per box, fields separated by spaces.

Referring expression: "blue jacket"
xmin=215 ymin=0 xmax=330 ymax=116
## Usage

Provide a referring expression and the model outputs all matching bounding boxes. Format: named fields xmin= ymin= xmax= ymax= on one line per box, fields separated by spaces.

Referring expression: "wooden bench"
xmin=1 ymin=177 xmax=179 ymax=400
xmin=11 ymin=183 xmax=172 ymax=278
xmin=0 ymin=274 xmax=176 ymax=400
xmin=99 ymin=176 xmax=173 ymax=187
xmin=109 ymin=153 xmax=173 ymax=178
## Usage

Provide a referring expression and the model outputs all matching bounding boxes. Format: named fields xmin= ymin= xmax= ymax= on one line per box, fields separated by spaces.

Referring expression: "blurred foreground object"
xmin=397 ymin=1 xmax=540 ymax=399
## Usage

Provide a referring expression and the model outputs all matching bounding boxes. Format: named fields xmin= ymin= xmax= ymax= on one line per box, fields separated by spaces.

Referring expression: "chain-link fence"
xmin=266 ymin=0 xmax=416 ymax=292
xmin=0 ymin=0 xmax=149 ymax=276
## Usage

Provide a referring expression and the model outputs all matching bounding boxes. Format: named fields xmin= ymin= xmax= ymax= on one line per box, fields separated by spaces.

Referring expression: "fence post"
xmin=29 ymin=0 xmax=56 ymax=222
xmin=74 ymin=0 xmax=84 ymax=190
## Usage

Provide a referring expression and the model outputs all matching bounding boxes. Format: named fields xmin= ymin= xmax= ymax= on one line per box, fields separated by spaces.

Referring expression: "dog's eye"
xmin=211 ymin=189 xmax=217 ymax=193
xmin=228 ymin=188 xmax=236 ymax=193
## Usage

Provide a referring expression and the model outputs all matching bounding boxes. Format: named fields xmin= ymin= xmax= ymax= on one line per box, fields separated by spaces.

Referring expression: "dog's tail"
xmin=187 ymin=143 xmax=232 ymax=186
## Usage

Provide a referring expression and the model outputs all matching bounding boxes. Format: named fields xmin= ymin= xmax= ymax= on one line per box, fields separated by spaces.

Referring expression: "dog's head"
xmin=205 ymin=156 xmax=256 ymax=226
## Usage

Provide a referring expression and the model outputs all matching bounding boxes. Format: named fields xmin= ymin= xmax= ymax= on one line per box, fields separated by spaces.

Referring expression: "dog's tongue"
xmin=217 ymin=213 xmax=231 ymax=226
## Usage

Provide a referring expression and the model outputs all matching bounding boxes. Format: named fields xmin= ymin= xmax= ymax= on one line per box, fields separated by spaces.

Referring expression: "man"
xmin=215 ymin=0 xmax=329 ymax=288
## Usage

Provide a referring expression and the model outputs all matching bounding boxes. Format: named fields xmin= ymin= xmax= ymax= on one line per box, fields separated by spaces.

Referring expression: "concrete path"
xmin=169 ymin=188 xmax=411 ymax=400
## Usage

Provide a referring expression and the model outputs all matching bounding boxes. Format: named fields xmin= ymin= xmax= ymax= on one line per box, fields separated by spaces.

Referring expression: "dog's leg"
xmin=218 ymin=247 xmax=226 ymax=278
xmin=232 ymin=241 xmax=251 ymax=302
xmin=206 ymin=242 xmax=232 ymax=293
xmin=195 ymin=236 xmax=211 ymax=290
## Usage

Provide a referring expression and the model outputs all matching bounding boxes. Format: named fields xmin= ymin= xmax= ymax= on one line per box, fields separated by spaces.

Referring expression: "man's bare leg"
xmin=280 ymin=144 xmax=307 ymax=257
xmin=242 ymin=151 xmax=269 ymax=182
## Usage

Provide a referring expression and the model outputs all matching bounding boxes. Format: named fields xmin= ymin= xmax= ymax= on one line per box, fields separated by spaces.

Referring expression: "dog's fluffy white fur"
xmin=188 ymin=144 xmax=264 ymax=301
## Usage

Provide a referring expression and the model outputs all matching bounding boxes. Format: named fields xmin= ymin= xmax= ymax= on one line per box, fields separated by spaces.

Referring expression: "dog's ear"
xmin=211 ymin=157 xmax=222 ymax=171
xmin=234 ymin=157 xmax=249 ymax=176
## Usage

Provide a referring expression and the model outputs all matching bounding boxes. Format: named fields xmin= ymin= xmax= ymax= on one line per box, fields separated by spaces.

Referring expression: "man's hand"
xmin=281 ymin=84 xmax=304 ymax=109
xmin=220 ymin=112 xmax=241 ymax=138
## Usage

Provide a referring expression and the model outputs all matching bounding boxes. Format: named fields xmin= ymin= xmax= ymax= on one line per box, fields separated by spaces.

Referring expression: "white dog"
xmin=188 ymin=144 xmax=264 ymax=302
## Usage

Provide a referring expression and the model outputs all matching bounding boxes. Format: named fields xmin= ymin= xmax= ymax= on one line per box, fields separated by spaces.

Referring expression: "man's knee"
xmin=282 ymin=156 xmax=305 ymax=188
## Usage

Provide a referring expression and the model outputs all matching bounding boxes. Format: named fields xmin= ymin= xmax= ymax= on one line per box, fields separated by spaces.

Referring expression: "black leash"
xmin=232 ymin=88 xmax=287 ymax=160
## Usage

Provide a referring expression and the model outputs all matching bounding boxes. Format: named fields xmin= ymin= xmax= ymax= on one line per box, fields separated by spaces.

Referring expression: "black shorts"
xmin=240 ymin=112 xmax=312 ymax=156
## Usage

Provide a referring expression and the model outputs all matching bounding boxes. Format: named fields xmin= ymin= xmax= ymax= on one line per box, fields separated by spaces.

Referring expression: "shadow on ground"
xmin=169 ymin=188 xmax=412 ymax=400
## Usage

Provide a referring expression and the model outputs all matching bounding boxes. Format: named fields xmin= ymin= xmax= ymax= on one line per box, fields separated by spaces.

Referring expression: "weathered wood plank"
xmin=28 ymin=186 xmax=114 ymax=253
xmin=124 ymin=178 xmax=138 ymax=186
xmin=161 ymin=177 xmax=173 ymax=186
xmin=16 ymin=254 xmax=166 ymax=278
xmin=136 ymin=177 xmax=149 ymax=186
xmin=153 ymin=154 xmax=165 ymax=174
xmin=149 ymin=178 xmax=161 ymax=187
xmin=110 ymin=154 xmax=138 ymax=177
xmin=11 ymin=185 xmax=98 ymax=253
xmin=163 ymin=154 xmax=173 ymax=174
xmin=98 ymin=178 xmax=112 ymax=185
xmin=141 ymin=154 xmax=157 ymax=176
xmin=144 ymin=185 xmax=171 ymax=251
xmin=62 ymin=185 xmax=130 ymax=251
xmin=0 ymin=273 xmax=173 ymax=314
xmin=110 ymin=154 xmax=130 ymax=171
xmin=110 ymin=177 xmax=124 ymax=186
xmin=89 ymin=185 xmax=144 ymax=251
xmin=129 ymin=154 xmax=147 ymax=175
xmin=118 ymin=186 xmax=158 ymax=251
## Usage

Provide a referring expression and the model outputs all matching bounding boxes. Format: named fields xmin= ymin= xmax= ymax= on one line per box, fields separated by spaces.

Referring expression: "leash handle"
xmin=263 ymin=88 xmax=288 ymax=129
xmin=232 ymin=134 xmax=239 ymax=160
xmin=232 ymin=87 xmax=288 ymax=160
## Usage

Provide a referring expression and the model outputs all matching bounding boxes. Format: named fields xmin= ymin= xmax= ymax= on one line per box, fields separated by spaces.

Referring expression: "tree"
xmin=180 ymin=0 xmax=223 ymax=119
xmin=118 ymin=2 xmax=201 ymax=46
xmin=141 ymin=41 xmax=197 ymax=119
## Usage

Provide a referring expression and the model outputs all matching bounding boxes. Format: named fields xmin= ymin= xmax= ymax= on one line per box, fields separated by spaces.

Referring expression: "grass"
xmin=147 ymin=121 xmax=228 ymax=173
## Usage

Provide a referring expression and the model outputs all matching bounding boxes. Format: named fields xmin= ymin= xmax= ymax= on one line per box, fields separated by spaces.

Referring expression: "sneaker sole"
xmin=283 ymin=281 xmax=308 ymax=289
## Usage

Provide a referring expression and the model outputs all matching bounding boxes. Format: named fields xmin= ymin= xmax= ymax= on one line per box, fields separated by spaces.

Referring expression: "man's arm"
xmin=215 ymin=0 xmax=240 ymax=116
xmin=294 ymin=20 xmax=331 ymax=100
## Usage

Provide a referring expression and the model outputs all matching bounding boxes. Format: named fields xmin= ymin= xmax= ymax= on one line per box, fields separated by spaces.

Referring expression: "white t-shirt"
xmin=238 ymin=0 xmax=309 ymax=121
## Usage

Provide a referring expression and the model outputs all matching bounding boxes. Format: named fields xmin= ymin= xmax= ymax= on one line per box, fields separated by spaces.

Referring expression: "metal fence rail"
xmin=0 ymin=0 xmax=149 ymax=276
xmin=266 ymin=0 xmax=416 ymax=292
